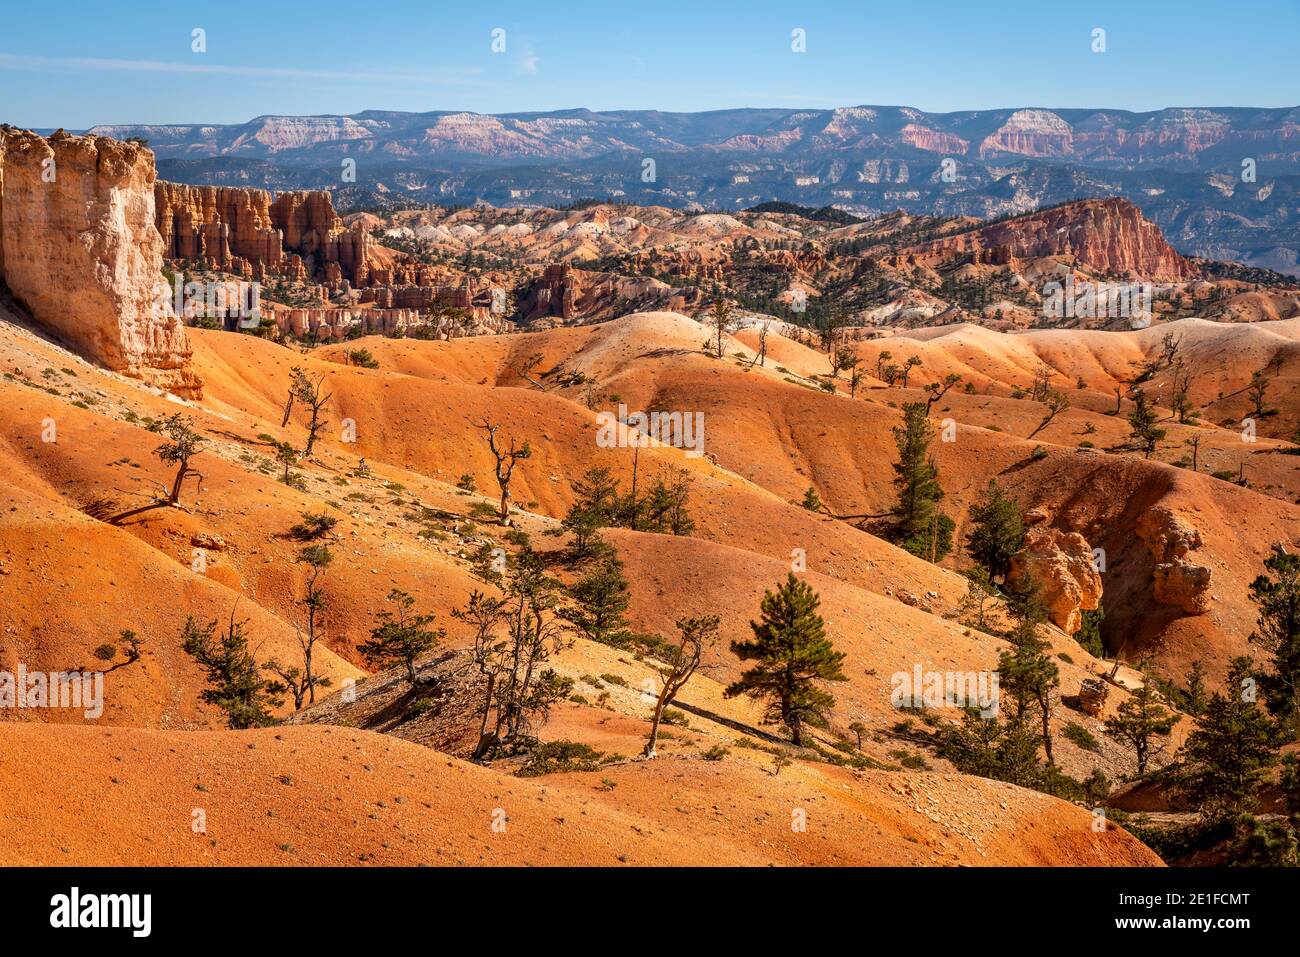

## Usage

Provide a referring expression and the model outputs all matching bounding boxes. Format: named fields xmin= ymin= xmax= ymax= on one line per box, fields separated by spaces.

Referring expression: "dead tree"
xmin=643 ymin=615 xmax=720 ymax=758
xmin=288 ymin=368 xmax=331 ymax=457
xmin=478 ymin=421 xmax=531 ymax=526
xmin=510 ymin=353 xmax=546 ymax=389
xmin=746 ymin=323 xmax=771 ymax=370
xmin=1028 ymin=388 xmax=1070 ymax=438
xmin=281 ymin=366 xmax=302 ymax=427
xmin=1159 ymin=331 xmax=1181 ymax=369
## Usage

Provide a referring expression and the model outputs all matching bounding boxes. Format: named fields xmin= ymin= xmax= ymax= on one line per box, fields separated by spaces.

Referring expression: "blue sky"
xmin=1 ymin=0 xmax=1297 ymax=128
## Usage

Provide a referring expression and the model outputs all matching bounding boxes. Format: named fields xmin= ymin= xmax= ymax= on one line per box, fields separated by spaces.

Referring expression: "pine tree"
xmin=706 ymin=297 xmax=736 ymax=358
xmin=938 ymin=708 xmax=1043 ymax=788
xmin=181 ymin=611 xmax=282 ymax=729
xmin=1104 ymin=682 xmax=1180 ymax=777
xmin=1183 ymin=661 xmax=1209 ymax=718
xmin=1127 ymin=387 xmax=1165 ymax=458
xmin=957 ymin=566 xmax=999 ymax=631
xmin=964 ymin=479 xmax=1025 ymax=581
xmin=1075 ymin=605 xmax=1106 ymax=658
xmin=891 ymin=402 xmax=954 ymax=561
xmin=288 ymin=369 xmax=331 ymax=458
xmin=997 ymin=590 xmax=1060 ymax=764
xmin=1247 ymin=545 xmax=1300 ymax=724
xmin=724 ymin=574 xmax=847 ymax=746
xmin=296 ymin=543 xmax=333 ymax=705
xmin=1247 ymin=368 xmax=1274 ymax=418
xmin=274 ymin=441 xmax=300 ymax=486
xmin=1180 ymin=657 xmax=1279 ymax=818
xmin=641 ymin=467 xmax=695 ymax=536
xmin=464 ymin=546 xmax=573 ymax=758
xmin=356 ymin=589 xmax=444 ymax=685
xmin=562 ymin=466 xmax=621 ymax=554
xmin=1224 ymin=816 xmax=1299 ymax=866
xmin=560 ymin=552 xmax=634 ymax=648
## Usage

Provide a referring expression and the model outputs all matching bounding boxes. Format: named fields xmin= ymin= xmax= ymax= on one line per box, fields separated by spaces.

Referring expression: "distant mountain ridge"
xmin=84 ymin=105 xmax=1300 ymax=167
xmin=70 ymin=105 xmax=1300 ymax=275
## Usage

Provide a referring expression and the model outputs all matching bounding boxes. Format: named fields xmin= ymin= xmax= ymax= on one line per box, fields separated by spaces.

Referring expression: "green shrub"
xmin=661 ymin=708 xmax=690 ymax=727
xmin=517 ymin=741 xmax=604 ymax=777
xmin=1063 ymin=721 xmax=1100 ymax=752
xmin=405 ymin=696 xmax=437 ymax=719
xmin=347 ymin=348 xmax=379 ymax=369
xmin=290 ymin=511 xmax=337 ymax=541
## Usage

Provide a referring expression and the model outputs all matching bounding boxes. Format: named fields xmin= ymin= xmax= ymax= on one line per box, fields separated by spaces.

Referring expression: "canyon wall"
xmin=895 ymin=198 xmax=1196 ymax=281
xmin=0 ymin=129 xmax=200 ymax=397
xmin=155 ymin=182 xmax=371 ymax=287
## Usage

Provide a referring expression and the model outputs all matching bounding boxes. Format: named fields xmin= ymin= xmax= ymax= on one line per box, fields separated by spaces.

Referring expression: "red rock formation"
xmin=899 ymin=123 xmax=969 ymax=154
xmin=0 ymin=129 xmax=201 ymax=397
xmin=358 ymin=279 xmax=475 ymax=311
xmin=270 ymin=306 xmax=421 ymax=341
xmin=978 ymin=110 xmax=1075 ymax=159
xmin=1006 ymin=526 xmax=1103 ymax=636
xmin=1136 ymin=506 xmax=1213 ymax=615
xmin=900 ymin=198 xmax=1196 ymax=281
xmin=155 ymin=182 xmax=372 ymax=286
xmin=519 ymin=263 xmax=703 ymax=326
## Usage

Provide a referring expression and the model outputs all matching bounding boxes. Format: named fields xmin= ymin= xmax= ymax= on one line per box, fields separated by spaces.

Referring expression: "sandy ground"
xmin=3 ymin=305 xmax=1292 ymax=865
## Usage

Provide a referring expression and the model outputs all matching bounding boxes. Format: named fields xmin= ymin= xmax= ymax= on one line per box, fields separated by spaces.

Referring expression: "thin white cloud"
xmin=0 ymin=52 xmax=490 ymax=87
xmin=515 ymin=37 xmax=539 ymax=76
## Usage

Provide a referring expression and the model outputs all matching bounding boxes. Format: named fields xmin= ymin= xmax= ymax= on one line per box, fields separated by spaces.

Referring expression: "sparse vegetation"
xmin=181 ymin=610 xmax=282 ymax=729
xmin=356 ymin=589 xmax=444 ymax=686
xmin=725 ymin=574 xmax=847 ymax=746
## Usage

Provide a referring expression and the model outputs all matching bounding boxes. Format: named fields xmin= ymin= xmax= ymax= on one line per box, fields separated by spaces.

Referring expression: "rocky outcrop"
xmin=273 ymin=307 xmax=421 ymax=341
xmin=978 ymin=109 xmax=1075 ymax=159
xmin=0 ymin=129 xmax=200 ymax=397
xmin=896 ymin=198 xmax=1196 ymax=281
xmin=1007 ymin=526 xmax=1103 ymax=635
xmin=155 ymin=182 xmax=372 ymax=287
xmin=899 ymin=124 xmax=969 ymax=154
xmin=1136 ymin=506 xmax=1213 ymax=614
xmin=358 ymin=280 xmax=476 ymax=311
xmin=520 ymin=262 xmax=703 ymax=326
